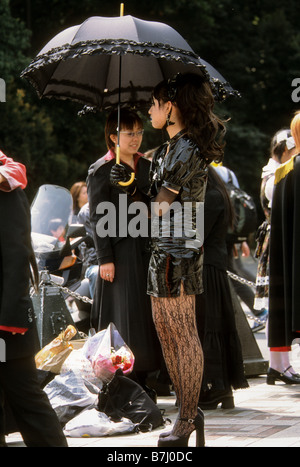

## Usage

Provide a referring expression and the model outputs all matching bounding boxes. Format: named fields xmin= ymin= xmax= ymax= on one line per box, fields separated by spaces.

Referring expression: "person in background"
xmin=264 ymin=126 xmax=300 ymax=385
xmin=70 ymin=181 xmax=88 ymax=223
xmin=197 ymin=166 xmax=249 ymax=410
xmin=48 ymin=218 xmax=66 ymax=242
xmin=214 ymin=164 xmax=265 ymax=332
xmin=77 ymin=203 xmax=98 ymax=299
xmin=0 ymin=150 xmax=68 ymax=447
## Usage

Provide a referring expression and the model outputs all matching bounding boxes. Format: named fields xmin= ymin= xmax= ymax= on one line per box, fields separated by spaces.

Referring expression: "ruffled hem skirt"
xmin=196 ymin=264 xmax=249 ymax=392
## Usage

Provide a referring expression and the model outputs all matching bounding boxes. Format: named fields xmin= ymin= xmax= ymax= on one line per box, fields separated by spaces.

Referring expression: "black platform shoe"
xmin=159 ymin=408 xmax=204 ymax=440
xmin=157 ymin=413 xmax=205 ymax=447
xmin=266 ymin=367 xmax=300 ymax=385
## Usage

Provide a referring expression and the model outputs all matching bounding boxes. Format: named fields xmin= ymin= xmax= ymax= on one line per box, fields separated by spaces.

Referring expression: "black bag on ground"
xmin=98 ymin=369 xmax=164 ymax=432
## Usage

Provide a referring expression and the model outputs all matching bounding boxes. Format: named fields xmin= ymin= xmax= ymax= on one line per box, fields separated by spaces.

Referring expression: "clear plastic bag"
xmin=82 ymin=323 xmax=134 ymax=383
xmin=44 ymin=370 xmax=98 ymax=426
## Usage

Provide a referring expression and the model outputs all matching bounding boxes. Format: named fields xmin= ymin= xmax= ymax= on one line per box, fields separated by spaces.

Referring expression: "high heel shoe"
xmin=266 ymin=367 xmax=300 ymax=385
xmin=157 ymin=412 xmax=205 ymax=447
xmin=159 ymin=408 xmax=204 ymax=440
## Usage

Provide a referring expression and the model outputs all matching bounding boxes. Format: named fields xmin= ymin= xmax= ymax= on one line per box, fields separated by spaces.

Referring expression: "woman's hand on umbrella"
xmin=100 ymin=263 xmax=115 ymax=282
xmin=110 ymin=164 xmax=129 ymax=185
xmin=110 ymin=164 xmax=137 ymax=195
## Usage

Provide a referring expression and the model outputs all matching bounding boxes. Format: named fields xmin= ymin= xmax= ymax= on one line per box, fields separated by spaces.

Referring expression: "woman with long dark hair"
xmin=111 ymin=72 xmax=226 ymax=447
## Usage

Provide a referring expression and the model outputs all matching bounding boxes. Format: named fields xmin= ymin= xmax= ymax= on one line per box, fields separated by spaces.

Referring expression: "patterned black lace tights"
xmin=151 ymin=288 xmax=204 ymax=437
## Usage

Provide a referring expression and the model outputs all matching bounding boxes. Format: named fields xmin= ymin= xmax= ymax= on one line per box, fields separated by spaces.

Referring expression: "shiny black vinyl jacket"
xmin=147 ymin=131 xmax=208 ymax=298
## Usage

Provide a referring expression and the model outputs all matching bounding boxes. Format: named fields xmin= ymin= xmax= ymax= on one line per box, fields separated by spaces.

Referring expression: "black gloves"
xmin=110 ymin=164 xmax=137 ymax=196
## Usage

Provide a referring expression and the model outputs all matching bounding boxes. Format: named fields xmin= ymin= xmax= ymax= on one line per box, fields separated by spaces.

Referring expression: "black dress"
xmin=87 ymin=151 xmax=161 ymax=374
xmin=196 ymin=178 xmax=248 ymax=393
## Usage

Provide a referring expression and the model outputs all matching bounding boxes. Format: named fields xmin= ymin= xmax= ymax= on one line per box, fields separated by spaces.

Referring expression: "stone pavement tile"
xmin=203 ymin=377 xmax=300 ymax=447
xmin=5 ymin=376 xmax=300 ymax=448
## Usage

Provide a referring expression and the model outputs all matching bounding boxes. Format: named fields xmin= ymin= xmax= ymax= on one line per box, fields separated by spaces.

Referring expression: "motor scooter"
xmin=30 ymin=184 xmax=92 ymax=344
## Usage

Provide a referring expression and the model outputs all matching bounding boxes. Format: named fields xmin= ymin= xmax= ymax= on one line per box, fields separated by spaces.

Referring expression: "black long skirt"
xmin=91 ymin=236 xmax=162 ymax=373
xmin=196 ymin=264 xmax=248 ymax=392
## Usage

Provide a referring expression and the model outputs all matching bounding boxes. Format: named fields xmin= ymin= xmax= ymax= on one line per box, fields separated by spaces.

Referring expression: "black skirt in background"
xmin=196 ymin=264 xmax=249 ymax=392
xmin=91 ymin=236 xmax=162 ymax=374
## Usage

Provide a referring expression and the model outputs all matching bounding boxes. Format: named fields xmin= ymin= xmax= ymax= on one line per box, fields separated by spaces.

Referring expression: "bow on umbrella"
xmin=21 ymin=5 xmax=239 ymax=185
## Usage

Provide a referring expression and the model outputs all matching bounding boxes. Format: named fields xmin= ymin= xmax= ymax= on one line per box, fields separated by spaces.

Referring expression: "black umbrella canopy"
xmin=21 ymin=15 xmax=238 ymax=111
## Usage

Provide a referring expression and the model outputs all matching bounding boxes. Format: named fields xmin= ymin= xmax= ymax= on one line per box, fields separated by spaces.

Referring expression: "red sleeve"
xmin=0 ymin=326 xmax=28 ymax=334
xmin=0 ymin=150 xmax=27 ymax=191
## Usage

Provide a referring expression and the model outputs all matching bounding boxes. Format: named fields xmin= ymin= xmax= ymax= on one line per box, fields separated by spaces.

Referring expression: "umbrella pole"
xmin=116 ymin=54 xmax=122 ymax=165
xmin=116 ymin=3 xmax=135 ymax=187
xmin=116 ymin=2 xmax=123 ymax=164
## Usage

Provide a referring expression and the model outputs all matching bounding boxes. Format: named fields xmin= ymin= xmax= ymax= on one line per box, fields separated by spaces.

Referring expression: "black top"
xmin=87 ymin=153 xmax=151 ymax=265
xmin=204 ymin=184 xmax=228 ymax=271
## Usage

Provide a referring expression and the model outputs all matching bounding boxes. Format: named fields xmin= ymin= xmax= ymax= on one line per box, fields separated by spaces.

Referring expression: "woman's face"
xmin=110 ymin=123 xmax=143 ymax=156
xmin=78 ymin=185 xmax=88 ymax=208
xmin=148 ymin=97 xmax=169 ymax=129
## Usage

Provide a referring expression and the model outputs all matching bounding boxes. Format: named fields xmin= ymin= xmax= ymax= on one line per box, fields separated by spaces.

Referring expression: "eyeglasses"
xmin=119 ymin=130 xmax=144 ymax=138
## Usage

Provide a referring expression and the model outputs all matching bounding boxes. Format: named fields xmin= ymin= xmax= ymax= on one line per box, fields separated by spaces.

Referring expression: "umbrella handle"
xmin=116 ymin=146 xmax=135 ymax=186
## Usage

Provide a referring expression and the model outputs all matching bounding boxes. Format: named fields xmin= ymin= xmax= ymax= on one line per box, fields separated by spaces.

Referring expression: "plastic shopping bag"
xmin=44 ymin=370 xmax=98 ymax=426
xmin=60 ymin=348 xmax=103 ymax=390
xmin=35 ymin=325 xmax=77 ymax=374
xmin=82 ymin=323 xmax=135 ymax=383
xmin=63 ymin=407 xmax=136 ymax=438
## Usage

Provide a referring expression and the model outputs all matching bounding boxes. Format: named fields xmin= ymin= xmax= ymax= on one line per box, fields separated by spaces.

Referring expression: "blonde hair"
xmin=291 ymin=111 xmax=300 ymax=152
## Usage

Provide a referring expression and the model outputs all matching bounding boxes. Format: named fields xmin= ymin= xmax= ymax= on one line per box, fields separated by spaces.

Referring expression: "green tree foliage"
xmin=2 ymin=0 xmax=300 ymax=213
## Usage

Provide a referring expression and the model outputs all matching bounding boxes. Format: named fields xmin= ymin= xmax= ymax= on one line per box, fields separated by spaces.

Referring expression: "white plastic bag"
xmin=44 ymin=370 xmax=98 ymax=426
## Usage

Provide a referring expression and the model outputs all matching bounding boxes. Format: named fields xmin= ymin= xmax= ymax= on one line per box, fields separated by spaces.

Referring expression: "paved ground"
xmin=5 ymin=329 xmax=300 ymax=448
xmin=5 ymin=255 xmax=300 ymax=448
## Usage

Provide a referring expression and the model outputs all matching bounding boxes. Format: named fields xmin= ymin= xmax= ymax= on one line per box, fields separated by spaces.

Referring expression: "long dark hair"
xmin=152 ymin=72 xmax=226 ymax=163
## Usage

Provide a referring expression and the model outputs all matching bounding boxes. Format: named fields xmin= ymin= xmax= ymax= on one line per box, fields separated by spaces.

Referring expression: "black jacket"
xmin=269 ymin=154 xmax=300 ymax=347
xmin=87 ymin=154 xmax=151 ymax=265
xmin=0 ymin=188 xmax=40 ymax=359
